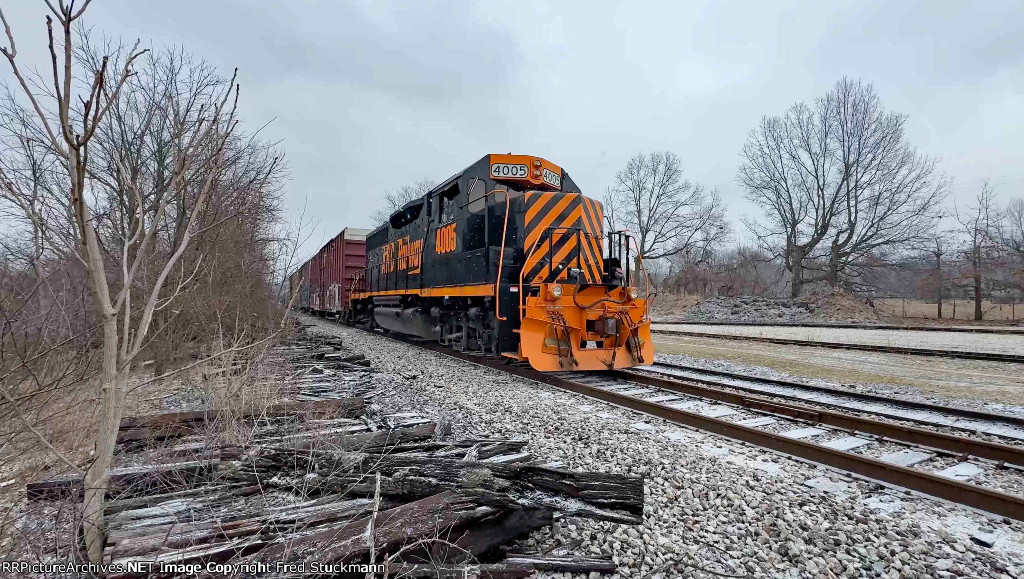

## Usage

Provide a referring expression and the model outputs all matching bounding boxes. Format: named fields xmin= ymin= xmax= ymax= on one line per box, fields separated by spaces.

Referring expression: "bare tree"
xmin=1005 ymin=198 xmax=1024 ymax=305
xmin=601 ymin=186 xmax=620 ymax=231
xmin=0 ymin=3 xmax=245 ymax=561
xmin=605 ymin=151 xmax=728 ymax=280
xmin=956 ymin=182 xmax=1003 ymax=320
xmin=739 ymin=78 xmax=946 ymax=297
xmin=1005 ymin=198 xmax=1024 ymax=259
xmin=920 ymin=227 xmax=953 ymax=318
xmin=369 ymin=177 xmax=435 ymax=226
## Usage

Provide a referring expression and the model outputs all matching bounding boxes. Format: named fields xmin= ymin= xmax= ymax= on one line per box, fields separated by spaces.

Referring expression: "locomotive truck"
xmin=291 ymin=153 xmax=653 ymax=371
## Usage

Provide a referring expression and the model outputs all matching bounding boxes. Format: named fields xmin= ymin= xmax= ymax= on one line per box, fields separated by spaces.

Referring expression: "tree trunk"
xmin=790 ymin=248 xmax=805 ymax=298
xmin=826 ymin=249 xmax=840 ymax=288
xmin=973 ymin=245 xmax=983 ymax=321
xmin=975 ymin=272 xmax=984 ymax=321
xmin=935 ymin=254 xmax=943 ymax=319
xmin=81 ymin=320 xmax=128 ymax=563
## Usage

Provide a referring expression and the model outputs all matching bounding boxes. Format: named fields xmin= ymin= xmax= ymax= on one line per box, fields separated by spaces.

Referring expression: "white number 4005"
xmin=491 ymin=163 xmax=527 ymax=178
xmin=542 ymin=168 xmax=561 ymax=188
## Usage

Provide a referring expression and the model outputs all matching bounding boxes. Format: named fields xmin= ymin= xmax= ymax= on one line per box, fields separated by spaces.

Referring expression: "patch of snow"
xmin=803 ymin=476 xmax=850 ymax=495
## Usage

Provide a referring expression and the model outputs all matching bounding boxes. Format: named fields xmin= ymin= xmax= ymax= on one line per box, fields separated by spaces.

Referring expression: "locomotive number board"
xmin=542 ymin=168 xmax=561 ymax=188
xmin=490 ymin=163 xmax=528 ymax=179
xmin=488 ymin=154 xmax=563 ymax=191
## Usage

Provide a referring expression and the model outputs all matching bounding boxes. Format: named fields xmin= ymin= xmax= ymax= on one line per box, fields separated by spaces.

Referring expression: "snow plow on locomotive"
xmin=291 ymin=154 xmax=653 ymax=372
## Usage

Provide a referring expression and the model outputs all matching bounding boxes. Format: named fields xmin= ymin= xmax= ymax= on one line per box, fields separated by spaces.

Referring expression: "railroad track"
xmin=327 ymin=320 xmax=1024 ymax=522
xmin=654 ymin=320 xmax=1024 ymax=334
xmin=645 ymin=361 xmax=1024 ymax=442
xmin=652 ymin=328 xmax=1024 ymax=363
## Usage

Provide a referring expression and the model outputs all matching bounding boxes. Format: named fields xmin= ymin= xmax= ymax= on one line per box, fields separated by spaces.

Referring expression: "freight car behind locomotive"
xmin=294 ymin=154 xmax=652 ymax=371
xmin=288 ymin=227 xmax=368 ymax=313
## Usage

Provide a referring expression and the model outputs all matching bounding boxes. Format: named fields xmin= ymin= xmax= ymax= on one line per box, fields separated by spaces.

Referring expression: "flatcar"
xmin=294 ymin=154 xmax=653 ymax=371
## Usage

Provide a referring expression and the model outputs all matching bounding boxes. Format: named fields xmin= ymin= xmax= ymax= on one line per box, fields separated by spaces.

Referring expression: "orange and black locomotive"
xmin=294 ymin=154 xmax=653 ymax=372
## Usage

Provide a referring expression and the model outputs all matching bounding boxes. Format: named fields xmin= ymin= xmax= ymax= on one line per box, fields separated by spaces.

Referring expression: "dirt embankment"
xmin=655 ymin=289 xmax=881 ymax=323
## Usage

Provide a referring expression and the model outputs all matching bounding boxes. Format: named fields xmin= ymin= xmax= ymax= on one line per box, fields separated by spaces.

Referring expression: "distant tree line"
xmin=880 ymin=184 xmax=1024 ymax=320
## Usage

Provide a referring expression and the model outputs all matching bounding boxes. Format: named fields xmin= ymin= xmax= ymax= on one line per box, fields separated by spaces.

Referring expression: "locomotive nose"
xmin=519 ymin=283 xmax=652 ymax=371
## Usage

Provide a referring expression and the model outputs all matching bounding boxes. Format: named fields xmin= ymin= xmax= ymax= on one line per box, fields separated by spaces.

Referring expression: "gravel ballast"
xmin=303 ymin=316 xmax=1024 ymax=578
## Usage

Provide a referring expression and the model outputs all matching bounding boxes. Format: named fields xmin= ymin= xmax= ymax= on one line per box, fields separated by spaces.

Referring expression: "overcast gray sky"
xmin=3 ymin=1 xmax=1022 ymax=251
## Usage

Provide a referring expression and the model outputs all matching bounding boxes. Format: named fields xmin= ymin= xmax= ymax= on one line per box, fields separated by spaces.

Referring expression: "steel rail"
xmin=652 ymin=329 xmax=1024 ymax=364
xmin=654 ymin=320 xmax=1024 ymax=335
xmin=618 ymin=369 xmax=1024 ymax=467
xmin=648 ymin=361 xmax=1024 ymax=430
xmin=333 ymin=323 xmax=1024 ymax=522
xmin=552 ymin=371 xmax=1024 ymax=523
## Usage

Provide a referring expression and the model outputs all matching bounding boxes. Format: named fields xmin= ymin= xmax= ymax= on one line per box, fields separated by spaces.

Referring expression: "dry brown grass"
xmin=876 ymin=298 xmax=1023 ymax=322
xmin=0 ymin=342 xmax=284 ymax=569
xmin=654 ymin=340 xmax=918 ymax=387
xmin=0 ymin=380 xmax=97 ymax=490
xmin=654 ymin=334 xmax=1024 ymax=405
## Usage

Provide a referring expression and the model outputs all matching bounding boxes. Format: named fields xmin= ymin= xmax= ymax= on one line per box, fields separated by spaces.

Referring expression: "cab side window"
xmin=438 ymin=183 xmax=459 ymax=224
xmin=467 ymin=178 xmax=486 ymax=213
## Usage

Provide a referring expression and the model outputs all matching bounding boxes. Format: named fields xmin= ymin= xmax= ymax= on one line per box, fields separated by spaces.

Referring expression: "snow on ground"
xmin=652 ymin=332 xmax=1024 ymax=406
xmin=303 ymin=316 xmax=1024 ymax=579
xmin=656 ymin=323 xmax=1024 ymax=356
xmin=653 ymin=351 xmax=1024 ymax=421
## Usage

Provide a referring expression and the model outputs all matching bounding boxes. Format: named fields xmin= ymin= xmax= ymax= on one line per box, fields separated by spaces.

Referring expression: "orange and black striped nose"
xmin=522 ymin=192 xmax=605 ymax=285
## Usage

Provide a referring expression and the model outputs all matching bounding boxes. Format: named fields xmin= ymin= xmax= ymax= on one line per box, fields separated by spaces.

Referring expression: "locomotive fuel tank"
xmin=371 ymin=306 xmax=436 ymax=339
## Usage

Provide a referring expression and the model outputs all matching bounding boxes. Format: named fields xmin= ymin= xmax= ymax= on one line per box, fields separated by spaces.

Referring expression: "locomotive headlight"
xmin=550 ymin=284 xmax=563 ymax=299
xmin=628 ymin=287 xmax=640 ymax=299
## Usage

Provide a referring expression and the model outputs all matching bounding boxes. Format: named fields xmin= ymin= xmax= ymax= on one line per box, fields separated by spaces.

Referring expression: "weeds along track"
xmin=651 ymin=328 xmax=1024 ymax=363
xmin=345 ymin=322 xmax=1024 ymax=522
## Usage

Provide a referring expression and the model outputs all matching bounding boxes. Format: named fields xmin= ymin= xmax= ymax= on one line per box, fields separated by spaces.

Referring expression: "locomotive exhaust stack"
xmin=290 ymin=153 xmax=654 ymax=373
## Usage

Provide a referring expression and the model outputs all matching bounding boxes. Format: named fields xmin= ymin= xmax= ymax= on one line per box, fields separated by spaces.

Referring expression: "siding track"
xmin=656 ymin=320 xmax=1024 ymax=334
xmin=652 ymin=328 xmax=1024 ymax=363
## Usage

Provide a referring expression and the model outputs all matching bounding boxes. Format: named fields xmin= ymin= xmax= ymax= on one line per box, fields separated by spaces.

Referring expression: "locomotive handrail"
xmin=493 ymin=189 xmax=512 ymax=321
xmin=627 ymin=234 xmax=653 ymax=313
xmin=518 ymin=229 xmax=545 ymax=316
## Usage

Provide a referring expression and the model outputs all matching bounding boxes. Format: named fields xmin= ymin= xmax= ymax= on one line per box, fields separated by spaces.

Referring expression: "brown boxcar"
xmin=311 ymin=227 xmax=369 ymax=315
